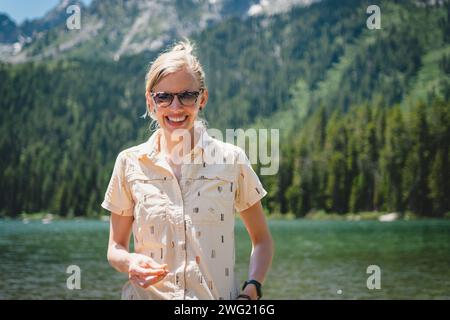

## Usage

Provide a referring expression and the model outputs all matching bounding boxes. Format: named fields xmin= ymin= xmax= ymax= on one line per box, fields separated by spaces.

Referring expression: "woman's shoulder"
xmin=116 ymin=140 xmax=152 ymax=162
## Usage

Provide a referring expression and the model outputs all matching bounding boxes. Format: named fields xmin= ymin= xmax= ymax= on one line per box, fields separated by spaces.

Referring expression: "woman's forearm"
xmin=107 ymin=243 xmax=132 ymax=274
xmin=247 ymin=236 xmax=274 ymax=283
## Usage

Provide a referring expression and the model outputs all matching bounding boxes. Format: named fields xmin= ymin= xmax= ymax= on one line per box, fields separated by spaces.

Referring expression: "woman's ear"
xmin=199 ymin=89 xmax=208 ymax=111
xmin=145 ymin=91 xmax=154 ymax=114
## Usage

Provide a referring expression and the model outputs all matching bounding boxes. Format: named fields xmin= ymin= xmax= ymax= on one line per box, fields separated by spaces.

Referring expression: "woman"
xmin=102 ymin=39 xmax=273 ymax=300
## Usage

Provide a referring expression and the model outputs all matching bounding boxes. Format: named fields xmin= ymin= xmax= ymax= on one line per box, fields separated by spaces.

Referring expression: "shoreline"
xmin=2 ymin=210 xmax=449 ymax=222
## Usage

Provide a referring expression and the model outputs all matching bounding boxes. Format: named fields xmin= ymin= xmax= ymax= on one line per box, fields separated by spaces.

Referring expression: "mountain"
xmin=0 ymin=0 xmax=318 ymax=63
xmin=0 ymin=14 xmax=20 ymax=43
xmin=0 ymin=14 xmax=23 ymax=58
xmin=0 ymin=0 xmax=449 ymax=218
xmin=0 ymin=0 xmax=87 ymax=61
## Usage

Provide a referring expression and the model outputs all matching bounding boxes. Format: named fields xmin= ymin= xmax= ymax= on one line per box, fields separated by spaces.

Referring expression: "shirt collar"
xmin=138 ymin=121 xmax=212 ymax=162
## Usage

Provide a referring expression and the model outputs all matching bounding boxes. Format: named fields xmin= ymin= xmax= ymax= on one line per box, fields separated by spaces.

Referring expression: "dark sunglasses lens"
xmin=155 ymin=93 xmax=173 ymax=106
xmin=179 ymin=92 xmax=199 ymax=105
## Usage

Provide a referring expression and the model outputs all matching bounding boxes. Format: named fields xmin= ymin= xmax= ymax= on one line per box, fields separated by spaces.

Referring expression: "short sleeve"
xmin=234 ymin=149 xmax=267 ymax=212
xmin=101 ymin=152 xmax=134 ymax=216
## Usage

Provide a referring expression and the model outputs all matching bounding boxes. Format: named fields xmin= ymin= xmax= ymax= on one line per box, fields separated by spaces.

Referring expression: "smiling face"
xmin=146 ymin=68 xmax=208 ymax=136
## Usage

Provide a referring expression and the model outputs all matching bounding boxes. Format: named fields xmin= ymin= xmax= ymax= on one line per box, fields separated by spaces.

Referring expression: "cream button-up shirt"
xmin=101 ymin=123 xmax=267 ymax=300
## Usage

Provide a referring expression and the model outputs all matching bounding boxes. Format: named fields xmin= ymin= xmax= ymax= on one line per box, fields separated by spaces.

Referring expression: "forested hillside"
xmin=0 ymin=0 xmax=449 ymax=217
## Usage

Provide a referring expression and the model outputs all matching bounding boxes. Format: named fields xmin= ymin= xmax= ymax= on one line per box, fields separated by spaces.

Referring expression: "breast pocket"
xmin=127 ymin=172 xmax=171 ymax=225
xmin=187 ymin=170 xmax=236 ymax=225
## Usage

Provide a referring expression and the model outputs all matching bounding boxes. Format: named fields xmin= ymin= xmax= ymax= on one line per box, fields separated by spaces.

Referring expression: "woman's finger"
xmin=131 ymin=268 xmax=167 ymax=282
xmin=142 ymin=260 xmax=168 ymax=270
xmin=140 ymin=273 xmax=167 ymax=288
xmin=130 ymin=272 xmax=167 ymax=289
xmin=130 ymin=265 xmax=167 ymax=277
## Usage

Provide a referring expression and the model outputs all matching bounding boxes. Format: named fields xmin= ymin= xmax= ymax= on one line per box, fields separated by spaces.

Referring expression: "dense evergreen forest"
xmin=0 ymin=0 xmax=449 ymax=217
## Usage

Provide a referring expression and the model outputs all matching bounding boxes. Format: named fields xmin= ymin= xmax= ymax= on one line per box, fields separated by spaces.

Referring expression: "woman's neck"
xmin=160 ymin=127 xmax=196 ymax=159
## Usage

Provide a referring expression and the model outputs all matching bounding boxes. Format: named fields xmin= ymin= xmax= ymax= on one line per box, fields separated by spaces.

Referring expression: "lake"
xmin=0 ymin=219 xmax=449 ymax=299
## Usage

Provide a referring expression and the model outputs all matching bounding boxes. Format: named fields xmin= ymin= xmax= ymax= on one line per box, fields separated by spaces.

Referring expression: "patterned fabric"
xmin=101 ymin=123 xmax=267 ymax=300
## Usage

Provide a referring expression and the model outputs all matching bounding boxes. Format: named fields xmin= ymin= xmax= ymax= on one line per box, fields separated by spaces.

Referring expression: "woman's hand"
xmin=128 ymin=253 xmax=169 ymax=289
xmin=236 ymin=283 xmax=258 ymax=300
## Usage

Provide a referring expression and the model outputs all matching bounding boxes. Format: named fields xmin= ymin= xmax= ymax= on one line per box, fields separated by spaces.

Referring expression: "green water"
xmin=0 ymin=219 xmax=449 ymax=299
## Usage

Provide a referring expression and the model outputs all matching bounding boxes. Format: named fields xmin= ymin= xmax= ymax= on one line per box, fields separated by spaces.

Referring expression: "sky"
xmin=0 ymin=0 xmax=92 ymax=24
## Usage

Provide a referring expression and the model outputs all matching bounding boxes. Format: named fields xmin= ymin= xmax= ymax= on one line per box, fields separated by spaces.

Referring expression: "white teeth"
xmin=167 ymin=115 xmax=187 ymax=122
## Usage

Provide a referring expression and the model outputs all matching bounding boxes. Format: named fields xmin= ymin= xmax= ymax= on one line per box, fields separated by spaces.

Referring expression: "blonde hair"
xmin=145 ymin=39 xmax=206 ymax=94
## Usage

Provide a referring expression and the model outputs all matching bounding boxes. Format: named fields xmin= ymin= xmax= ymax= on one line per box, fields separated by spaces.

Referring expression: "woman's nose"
xmin=169 ymin=96 xmax=183 ymax=109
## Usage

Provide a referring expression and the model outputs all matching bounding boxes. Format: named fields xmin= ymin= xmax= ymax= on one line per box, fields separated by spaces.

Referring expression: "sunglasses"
xmin=151 ymin=90 xmax=201 ymax=108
